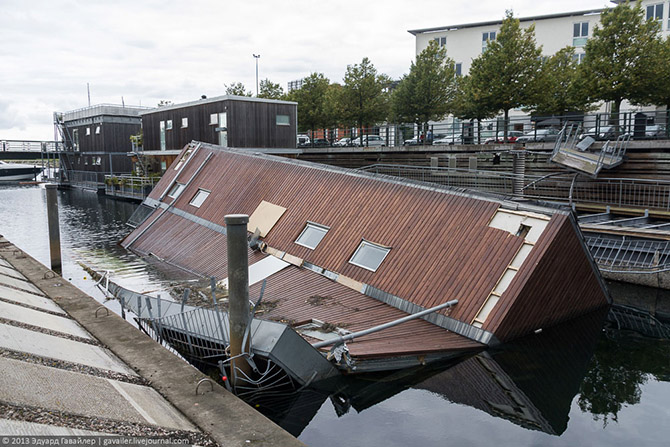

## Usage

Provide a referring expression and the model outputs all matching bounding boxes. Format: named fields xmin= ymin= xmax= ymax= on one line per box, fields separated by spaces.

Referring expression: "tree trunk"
xmin=610 ymin=99 xmax=622 ymax=128
xmin=503 ymin=108 xmax=509 ymax=142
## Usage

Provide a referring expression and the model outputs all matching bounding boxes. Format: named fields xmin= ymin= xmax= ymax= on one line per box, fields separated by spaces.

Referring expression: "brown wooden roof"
xmin=125 ymin=142 xmax=609 ymax=348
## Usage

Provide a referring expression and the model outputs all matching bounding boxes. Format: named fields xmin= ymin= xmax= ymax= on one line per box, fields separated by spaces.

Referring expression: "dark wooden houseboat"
xmin=122 ymin=141 xmax=609 ymax=382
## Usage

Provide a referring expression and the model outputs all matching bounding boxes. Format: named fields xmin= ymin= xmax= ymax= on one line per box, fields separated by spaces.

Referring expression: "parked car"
xmin=333 ymin=137 xmax=352 ymax=147
xmin=433 ymin=134 xmax=463 ymax=145
xmin=297 ymin=134 xmax=311 ymax=147
xmin=645 ymin=124 xmax=667 ymax=138
xmin=311 ymin=138 xmax=331 ymax=147
xmin=352 ymin=135 xmax=386 ymax=147
xmin=484 ymin=131 xmax=524 ymax=144
xmin=578 ymin=126 xmax=619 ymax=141
xmin=516 ymin=128 xmax=559 ymax=143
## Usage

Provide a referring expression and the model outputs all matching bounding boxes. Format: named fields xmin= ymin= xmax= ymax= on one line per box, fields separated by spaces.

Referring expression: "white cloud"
xmin=0 ymin=0 xmax=614 ymax=139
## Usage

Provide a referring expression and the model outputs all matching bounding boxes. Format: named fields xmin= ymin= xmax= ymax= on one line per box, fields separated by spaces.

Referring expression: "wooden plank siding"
xmin=141 ymin=96 xmax=297 ymax=152
xmin=125 ymin=142 xmax=609 ymax=349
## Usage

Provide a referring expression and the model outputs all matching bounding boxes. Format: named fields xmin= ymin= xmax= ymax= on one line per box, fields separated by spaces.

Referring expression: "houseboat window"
xmin=86 ymin=127 xmax=91 ymax=136
xmin=210 ymin=113 xmax=218 ymax=125
xmin=72 ymin=129 xmax=79 ymax=151
xmin=189 ymin=189 xmax=210 ymax=208
xmin=159 ymin=121 xmax=166 ymax=151
xmin=276 ymin=114 xmax=290 ymax=126
xmin=95 ymin=126 xmax=101 ymax=134
xmin=349 ymin=240 xmax=390 ymax=272
xmin=181 ymin=117 xmax=188 ymax=128
xmin=166 ymin=120 xmax=173 ymax=130
xmin=295 ymin=222 xmax=329 ymax=249
xmin=167 ymin=182 xmax=185 ymax=199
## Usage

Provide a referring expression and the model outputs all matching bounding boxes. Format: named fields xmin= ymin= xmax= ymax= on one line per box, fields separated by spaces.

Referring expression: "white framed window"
xmin=181 ymin=117 xmax=188 ymax=128
xmin=167 ymin=182 xmax=185 ymax=199
xmin=166 ymin=120 xmax=173 ymax=130
xmin=95 ymin=156 xmax=101 ymax=165
xmin=573 ymin=21 xmax=589 ymax=47
xmin=86 ymin=127 xmax=91 ymax=136
xmin=349 ymin=240 xmax=391 ymax=272
xmin=455 ymin=62 xmax=462 ymax=77
xmin=433 ymin=36 xmax=446 ymax=47
xmin=189 ymin=189 xmax=210 ymax=208
xmin=276 ymin=114 xmax=290 ymax=126
xmin=210 ymin=113 xmax=218 ymax=125
xmin=482 ymin=31 xmax=496 ymax=52
xmin=647 ymin=3 xmax=664 ymax=22
xmin=572 ymin=53 xmax=586 ymax=64
xmin=72 ymin=129 xmax=79 ymax=151
xmin=295 ymin=222 xmax=329 ymax=249
xmin=95 ymin=125 xmax=101 ymax=134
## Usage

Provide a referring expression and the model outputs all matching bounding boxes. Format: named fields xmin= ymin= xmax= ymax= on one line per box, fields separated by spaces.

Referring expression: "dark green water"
xmin=0 ymin=185 xmax=668 ymax=447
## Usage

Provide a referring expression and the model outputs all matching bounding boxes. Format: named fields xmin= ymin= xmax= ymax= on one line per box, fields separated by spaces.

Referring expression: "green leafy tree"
xmin=258 ymin=79 xmax=285 ymax=100
xmin=338 ymin=57 xmax=391 ymax=145
xmin=392 ymin=40 xmax=457 ymax=138
xmin=468 ymin=10 xmax=543 ymax=140
xmin=451 ymin=75 xmax=498 ymax=144
xmin=287 ymin=72 xmax=331 ymax=137
xmin=581 ymin=1 xmax=663 ymax=124
xmin=529 ymin=47 xmax=594 ymax=115
xmin=225 ymin=82 xmax=252 ymax=97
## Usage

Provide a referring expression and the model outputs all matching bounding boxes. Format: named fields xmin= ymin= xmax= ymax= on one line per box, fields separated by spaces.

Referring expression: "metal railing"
xmin=359 ymin=164 xmax=670 ymax=212
xmin=104 ymin=175 xmax=160 ymax=200
xmin=299 ymin=110 xmax=670 ymax=148
xmin=1 ymin=140 xmax=64 ymax=152
xmin=585 ymin=234 xmax=670 ymax=273
xmin=64 ymin=170 xmax=106 ymax=188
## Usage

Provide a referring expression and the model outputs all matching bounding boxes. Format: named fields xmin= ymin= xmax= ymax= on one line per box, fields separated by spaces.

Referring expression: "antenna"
xmin=87 ymin=83 xmax=91 ymax=107
xmin=121 ymin=96 xmax=125 ymax=107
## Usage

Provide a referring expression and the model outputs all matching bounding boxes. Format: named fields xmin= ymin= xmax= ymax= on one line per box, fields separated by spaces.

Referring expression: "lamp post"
xmin=253 ymin=54 xmax=260 ymax=96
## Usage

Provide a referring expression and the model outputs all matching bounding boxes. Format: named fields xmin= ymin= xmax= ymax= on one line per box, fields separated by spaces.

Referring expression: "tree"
xmin=581 ymin=1 xmax=664 ymax=124
xmin=528 ymin=47 xmax=594 ymax=116
xmin=287 ymin=72 xmax=331 ymax=137
xmin=338 ymin=57 xmax=391 ymax=145
xmin=392 ymin=40 xmax=457 ymax=138
xmin=225 ymin=82 xmax=252 ymax=97
xmin=258 ymin=79 xmax=285 ymax=100
xmin=468 ymin=11 xmax=543 ymax=141
xmin=451 ymin=75 xmax=498 ymax=144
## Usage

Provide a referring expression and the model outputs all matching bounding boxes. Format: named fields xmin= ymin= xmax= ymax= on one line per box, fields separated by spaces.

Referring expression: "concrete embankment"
xmin=0 ymin=235 xmax=304 ymax=446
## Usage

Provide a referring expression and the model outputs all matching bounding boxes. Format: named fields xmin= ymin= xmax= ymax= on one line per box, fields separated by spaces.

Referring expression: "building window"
xmin=276 ymin=114 xmax=290 ymax=126
xmin=95 ymin=156 xmax=101 ymax=165
xmin=573 ymin=21 xmax=589 ymax=47
xmin=161 ymin=161 xmax=167 ymax=171
xmin=210 ymin=113 xmax=218 ymax=125
xmin=455 ymin=63 xmax=462 ymax=77
xmin=95 ymin=126 xmax=100 ymax=134
xmin=349 ymin=240 xmax=391 ymax=272
xmin=168 ymin=182 xmax=185 ymax=199
xmin=295 ymin=222 xmax=329 ymax=249
xmin=86 ymin=127 xmax=91 ymax=136
xmin=572 ymin=53 xmax=586 ymax=64
xmin=482 ymin=31 xmax=496 ymax=52
xmin=166 ymin=120 xmax=173 ymax=130
xmin=433 ymin=36 xmax=446 ymax=47
xmin=647 ymin=3 xmax=664 ymax=22
xmin=72 ymin=129 xmax=79 ymax=151
xmin=189 ymin=189 xmax=210 ymax=208
xmin=181 ymin=117 xmax=188 ymax=128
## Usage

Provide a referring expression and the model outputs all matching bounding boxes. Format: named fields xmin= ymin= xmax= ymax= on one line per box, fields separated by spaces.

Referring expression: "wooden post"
xmin=225 ymin=214 xmax=251 ymax=385
xmin=45 ymin=184 xmax=62 ymax=275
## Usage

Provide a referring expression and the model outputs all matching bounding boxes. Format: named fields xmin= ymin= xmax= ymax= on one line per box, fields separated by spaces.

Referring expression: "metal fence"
xmin=300 ymin=109 xmax=670 ymax=148
xmin=104 ymin=175 xmax=160 ymax=200
xmin=359 ymin=164 xmax=670 ymax=212
xmin=1 ymin=140 xmax=64 ymax=152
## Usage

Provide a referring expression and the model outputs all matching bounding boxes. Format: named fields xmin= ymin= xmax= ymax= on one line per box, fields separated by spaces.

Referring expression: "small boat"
xmin=0 ymin=161 xmax=42 ymax=181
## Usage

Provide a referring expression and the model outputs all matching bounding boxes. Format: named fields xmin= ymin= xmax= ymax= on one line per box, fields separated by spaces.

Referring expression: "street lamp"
xmin=253 ymin=54 xmax=260 ymax=96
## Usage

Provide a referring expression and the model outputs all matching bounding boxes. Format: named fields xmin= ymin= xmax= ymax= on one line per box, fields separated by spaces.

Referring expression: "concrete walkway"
xmin=0 ymin=236 xmax=304 ymax=446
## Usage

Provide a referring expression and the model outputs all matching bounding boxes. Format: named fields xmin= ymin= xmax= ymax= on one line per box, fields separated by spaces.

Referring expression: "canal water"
xmin=1 ymin=184 xmax=668 ymax=447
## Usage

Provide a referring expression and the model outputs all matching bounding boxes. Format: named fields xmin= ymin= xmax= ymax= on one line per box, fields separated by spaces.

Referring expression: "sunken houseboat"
xmin=121 ymin=141 xmax=610 ymax=383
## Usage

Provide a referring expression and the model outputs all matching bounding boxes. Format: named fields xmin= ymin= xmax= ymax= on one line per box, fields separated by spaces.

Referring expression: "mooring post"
xmin=225 ymin=214 xmax=251 ymax=385
xmin=45 ymin=184 xmax=62 ymax=275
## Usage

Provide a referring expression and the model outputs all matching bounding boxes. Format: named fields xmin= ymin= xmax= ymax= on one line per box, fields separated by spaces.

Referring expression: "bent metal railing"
xmin=358 ymin=164 xmax=670 ymax=212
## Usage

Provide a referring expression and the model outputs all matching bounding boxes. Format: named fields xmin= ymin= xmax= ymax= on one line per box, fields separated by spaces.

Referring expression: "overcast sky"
xmin=0 ymin=0 xmax=615 ymax=140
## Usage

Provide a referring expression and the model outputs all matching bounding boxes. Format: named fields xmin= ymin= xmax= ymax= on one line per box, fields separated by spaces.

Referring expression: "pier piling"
xmin=45 ymin=184 xmax=62 ymax=275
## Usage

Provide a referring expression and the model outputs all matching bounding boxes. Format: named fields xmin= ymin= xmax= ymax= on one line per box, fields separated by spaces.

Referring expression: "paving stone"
xmin=0 ymin=264 xmax=27 ymax=280
xmin=0 ymin=273 xmax=43 ymax=295
xmin=0 ymin=324 xmax=135 ymax=375
xmin=0 ymin=284 xmax=65 ymax=314
xmin=0 ymin=418 xmax=109 ymax=436
xmin=0 ymin=300 xmax=91 ymax=339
